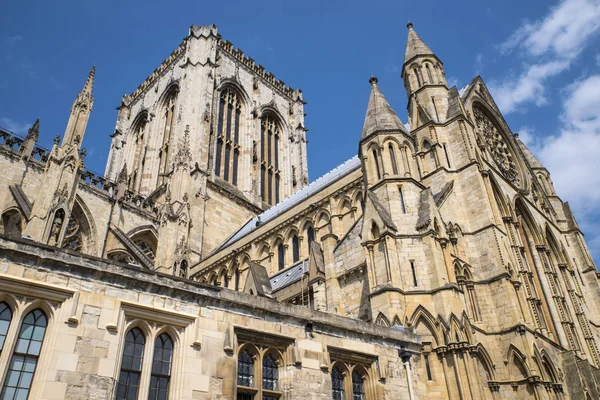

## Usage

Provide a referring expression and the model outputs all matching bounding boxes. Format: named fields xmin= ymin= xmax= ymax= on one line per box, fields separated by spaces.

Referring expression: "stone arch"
xmin=61 ymin=196 xmax=97 ymax=255
xmin=1 ymin=208 xmax=24 ymax=238
xmin=375 ymin=312 xmax=390 ymax=328
xmin=408 ymin=306 xmax=442 ymax=346
xmin=370 ymin=221 xmax=381 ymax=241
xmin=489 ymin=175 xmax=511 ymax=219
xmin=314 ymin=210 xmax=331 ymax=235
xmin=217 ymin=79 xmax=251 ymax=108
xmin=506 ymin=345 xmax=530 ymax=380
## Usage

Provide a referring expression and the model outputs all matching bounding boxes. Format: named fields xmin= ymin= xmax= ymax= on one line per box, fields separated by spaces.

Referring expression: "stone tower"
xmin=103 ymin=25 xmax=308 ymax=273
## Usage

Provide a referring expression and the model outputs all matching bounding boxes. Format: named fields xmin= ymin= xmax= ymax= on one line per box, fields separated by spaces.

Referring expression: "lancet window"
xmin=215 ymin=87 xmax=242 ymax=186
xmin=260 ymin=113 xmax=281 ymax=206
xmin=158 ymin=89 xmax=178 ymax=186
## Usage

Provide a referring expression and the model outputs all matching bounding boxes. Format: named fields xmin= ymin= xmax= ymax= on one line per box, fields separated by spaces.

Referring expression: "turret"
xmin=359 ymin=77 xmax=415 ymax=188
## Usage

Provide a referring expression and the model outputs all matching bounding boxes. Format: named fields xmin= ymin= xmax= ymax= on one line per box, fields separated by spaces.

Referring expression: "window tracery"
xmin=473 ymin=106 xmax=521 ymax=186
xmin=260 ymin=113 xmax=281 ymax=206
xmin=215 ymin=87 xmax=242 ymax=185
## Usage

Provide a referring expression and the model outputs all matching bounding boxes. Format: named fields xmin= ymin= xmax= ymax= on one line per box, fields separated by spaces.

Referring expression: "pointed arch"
xmin=506 ymin=344 xmax=530 ymax=380
xmin=408 ymin=306 xmax=442 ymax=345
xmin=214 ymin=84 xmax=246 ymax=186
xmin=375 ymin=312 xmax=390 ymax=328
xmin=1 ymin=208 xmax=24 ymax=238
xmin=260 ymin=110 xmax=283 ymax=206
xmin=156 ymin=83 xmax=179 ymax=186
xmin=473 ymin=343 xmax=496 ymax=380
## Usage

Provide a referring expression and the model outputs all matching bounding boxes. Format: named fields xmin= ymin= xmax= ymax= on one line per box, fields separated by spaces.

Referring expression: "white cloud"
xmin=490 ymin=60 xmax=570 ymax=113
xmin=0 ymin=117 xmax=33 ymax=135
xmin=492 ymin=0 xmax=600 ymax=114
xmin=521 ymin=74 xmax=600 ymax=261
xmin=502 ymin=0 xmax=600 ymax=58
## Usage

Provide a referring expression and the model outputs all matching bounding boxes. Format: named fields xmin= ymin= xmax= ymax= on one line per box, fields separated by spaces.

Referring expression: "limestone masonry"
xmin=0 ymin=22 xmax=599 ymax=399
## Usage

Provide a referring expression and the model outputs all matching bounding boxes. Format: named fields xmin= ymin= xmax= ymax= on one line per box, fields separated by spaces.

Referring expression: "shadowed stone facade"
xmin=1 ymin=22 xmax=600 ymax=399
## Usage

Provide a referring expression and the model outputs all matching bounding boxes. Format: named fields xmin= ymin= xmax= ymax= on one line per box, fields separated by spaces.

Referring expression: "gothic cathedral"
xmin=0 ymin=23 xmax=599 ymax=400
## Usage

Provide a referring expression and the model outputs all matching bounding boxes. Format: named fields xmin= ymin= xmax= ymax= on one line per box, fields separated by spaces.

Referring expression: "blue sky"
xmin=1 ymin=0 xmax=600 ymax=263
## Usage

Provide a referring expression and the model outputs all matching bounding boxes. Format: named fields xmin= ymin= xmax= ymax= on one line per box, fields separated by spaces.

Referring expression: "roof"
xmin=404 ymin=23 xmax=435 ymax=64
xmin=515 ymin=136 xmax=544 ymax=169
xmin=247 ymin=261 xmax=273 ymax=297
xmin=362 ymin=77 xmax=408 ymax=139
xmin=446 ymin=87 xmax=463 ymax=121
xmin=270 ymin=259 xmax=308 ymax=292
xmin=367 ymin=191 xmax=397 ymax=231
xmin=214 ymin=156 xmax=362 ymax=251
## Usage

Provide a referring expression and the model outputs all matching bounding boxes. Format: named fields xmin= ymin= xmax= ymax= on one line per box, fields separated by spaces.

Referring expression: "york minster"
xmin=0 ymin=21 xmax=599 ymax=399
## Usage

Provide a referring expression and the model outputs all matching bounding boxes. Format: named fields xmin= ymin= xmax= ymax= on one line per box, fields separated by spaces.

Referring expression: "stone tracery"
xmin=473 ymin=106 xmax=521 ymax=186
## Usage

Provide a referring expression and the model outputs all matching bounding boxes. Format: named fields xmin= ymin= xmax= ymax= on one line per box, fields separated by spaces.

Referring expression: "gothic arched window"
xmin=260 ymin=113 xmax=281 ymax=206
xmin=278 ymin=243 xmax=285 ymax=271
xmin=215 ymin=87 xmax=242 ymax=186
xmin=237 ymin=349 xmax=254 ymax=387
xmin=131 ymin=115 xmax=147 ymax=192
xmin=414 ymin=67 xmax=422 ymax=87
xmin=262 ymin=354 xmax=278 ymax=391
xmin=292 ymin=234 xmax=300 ymax=263
xmin=331 ymin=367 xmax=345 ymax=400
xmin=389 ymin=144 xmax=398 ymax=175
xmin=149 ymin=333 xmax=173 ymax=400
xmin=1 ymin=309 xmax=47 ymax=399
xmin=372 ymin=149 xmax=381 ymax=180
xmin=158 ymin=88 xmax=178 ymax=186
xmin=117 ymin=327 xmax=146 ymax=400
xmin=352 ymin=371 xmax=366 ymax=400
xmin=426 ymin=64 xmax=433 ymax=84
xmin=307 ymin=226 xmax=315 ymax=246
xmin=0 ymin=302 xmax=13 ymax=353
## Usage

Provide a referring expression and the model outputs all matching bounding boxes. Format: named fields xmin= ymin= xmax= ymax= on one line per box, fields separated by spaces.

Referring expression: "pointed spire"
xmin=361 ymin=77 xmax=408 ymax=139
xmin=25 ymin=119 xmax=40 ymax=141
xmin=404 ymin=23 xmax=435 ymax=64
xmin=82 ymin=66 xmax=95 ymax=96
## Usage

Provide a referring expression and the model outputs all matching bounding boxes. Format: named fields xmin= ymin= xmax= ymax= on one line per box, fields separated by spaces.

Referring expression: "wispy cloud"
xmin=3 ymin=35 xmax=22 ymax=45
xmin=490 ymin=0 xmax=600 ymax=114
xmin=0 ymin=117 xmax=33 ymax=135
xmin=521 ymin=74 xmax=600 ymax=261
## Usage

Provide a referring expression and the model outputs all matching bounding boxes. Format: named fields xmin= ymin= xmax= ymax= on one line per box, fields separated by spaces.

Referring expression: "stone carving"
xmin=473 ymin=107 xmax=520 ymax=186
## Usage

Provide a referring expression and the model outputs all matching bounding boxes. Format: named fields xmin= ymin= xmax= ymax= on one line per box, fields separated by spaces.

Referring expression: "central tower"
xmin=104 ymin=25 xmax=308 ymax=272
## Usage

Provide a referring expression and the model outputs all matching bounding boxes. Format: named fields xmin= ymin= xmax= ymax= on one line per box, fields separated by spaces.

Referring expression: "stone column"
xmin=400 ymin=349 xmax=415 ymax=400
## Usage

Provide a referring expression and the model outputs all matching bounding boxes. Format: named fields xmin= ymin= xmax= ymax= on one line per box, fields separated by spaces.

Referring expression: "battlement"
xmin=125 ymin=41 xmax=187 ymax=104
xmin=217 ymin=38 xmax=302 ymax=101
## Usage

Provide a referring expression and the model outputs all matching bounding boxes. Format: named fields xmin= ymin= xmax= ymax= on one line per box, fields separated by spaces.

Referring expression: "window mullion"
xmin=136 ymin=332 xmax=155 ymax=400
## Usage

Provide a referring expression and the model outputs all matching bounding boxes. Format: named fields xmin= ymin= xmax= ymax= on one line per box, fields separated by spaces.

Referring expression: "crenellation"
xmin=1 ymin=20 xmax=600 ymax=400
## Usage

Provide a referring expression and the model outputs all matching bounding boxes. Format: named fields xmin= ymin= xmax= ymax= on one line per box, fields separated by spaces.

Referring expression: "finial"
xmin=407 ymin=22 xmax=413 ymax=29
xmin=369 ymin=76 xmax=378 ymax=86
xmin=26 ymin=119 xmax=40 ymax=140
xmin=82 ymin=66 xmax=95 ymax=94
